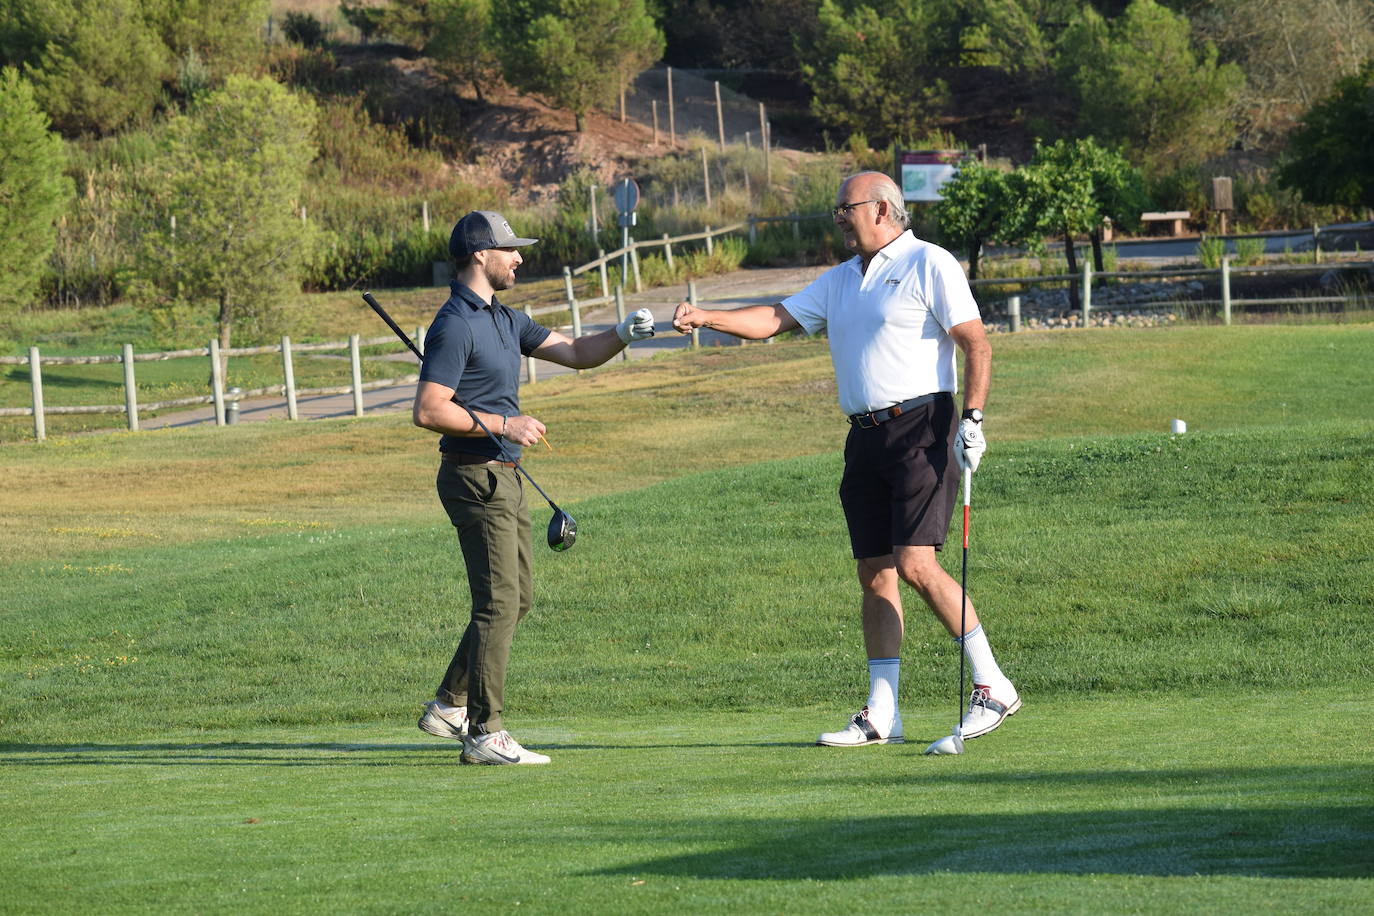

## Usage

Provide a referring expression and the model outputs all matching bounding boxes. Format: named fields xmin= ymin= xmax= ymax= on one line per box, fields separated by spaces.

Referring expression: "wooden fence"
xmin=973 ymin=259 xmax=1372 ymax=329
xmin=0 ymin=333 xmax=427 ymax=442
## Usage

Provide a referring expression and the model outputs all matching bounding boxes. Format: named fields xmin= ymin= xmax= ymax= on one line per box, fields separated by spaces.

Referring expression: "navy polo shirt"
xmin=419 ymin=282 xmax=551 ymax=459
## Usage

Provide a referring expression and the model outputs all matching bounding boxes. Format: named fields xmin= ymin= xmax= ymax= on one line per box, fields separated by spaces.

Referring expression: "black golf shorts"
xmin=839 ymin=392 xmax=958 ymax=559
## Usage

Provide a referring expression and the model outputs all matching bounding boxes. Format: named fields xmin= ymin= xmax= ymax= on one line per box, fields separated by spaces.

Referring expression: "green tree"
xmin=1056 ymin=0 xmax=1244 ymax=173
xmin=128 ymin=75 xmax=317 ymax=365
xmin=960 ymin=0 xmax=1079 ymax=75
xmin=1277 ymin=62 xmax=1374 ymax=211
xmin=800 ymin=0 xmax=959 ymax=146
xmin=494 ymin=0 xmax=664 ymax=132
xmin=933 ymin=160 xmax=1018 ymax=280
xmin=1031 ymin=137 xmax=1148 ymax=271
xmin=1194 ymin=0 xmax=1374 ymax=145
xmin=146 ymin=0 xmax=268 ymax=78
xmin=8 ymin=0 xmax=170 ymax=135
xmin=379 ymin=0 xmax=496 ymax=100
xmin=0 ymin=67 xmax=73 ymax=313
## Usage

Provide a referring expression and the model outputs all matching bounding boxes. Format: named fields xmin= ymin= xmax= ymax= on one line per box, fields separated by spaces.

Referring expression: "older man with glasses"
xmin=672 ymin=170 xmax=1020 ymax=747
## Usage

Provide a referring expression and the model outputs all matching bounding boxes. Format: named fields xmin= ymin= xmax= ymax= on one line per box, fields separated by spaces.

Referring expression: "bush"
xmin=0 ymin=69 xmax=73 ymax=314
xmin=1197 ymin=236 xmax=1225 ymax=269
xmin=283 ymin=12 xmax=330 ymax=48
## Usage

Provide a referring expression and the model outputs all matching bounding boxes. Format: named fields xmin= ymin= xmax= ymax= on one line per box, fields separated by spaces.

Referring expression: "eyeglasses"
xmin=831 ymin=199 xmax=880 ymax=218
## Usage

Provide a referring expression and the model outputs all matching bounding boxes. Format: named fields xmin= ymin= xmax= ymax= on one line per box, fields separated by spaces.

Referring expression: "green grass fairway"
xmin=4 ymin=699 xmax=1371 ymax=914
xmin=3 ymin=323 xmax=1373 ymax=912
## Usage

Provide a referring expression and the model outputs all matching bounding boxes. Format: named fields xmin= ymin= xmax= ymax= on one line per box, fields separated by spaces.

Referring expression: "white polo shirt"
xmin=782 ymin=230 xmax=981 ymax=416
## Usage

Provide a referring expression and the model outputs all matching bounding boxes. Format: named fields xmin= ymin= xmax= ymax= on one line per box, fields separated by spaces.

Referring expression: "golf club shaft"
xmin=361 ymin=291 xmax=562 ymax=511
xmin=959 ymin=468 xmax=970 ymax=731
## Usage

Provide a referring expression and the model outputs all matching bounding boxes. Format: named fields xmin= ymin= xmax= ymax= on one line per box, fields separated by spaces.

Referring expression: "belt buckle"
xmin=853 ymin=413 xmax=879 ymax=429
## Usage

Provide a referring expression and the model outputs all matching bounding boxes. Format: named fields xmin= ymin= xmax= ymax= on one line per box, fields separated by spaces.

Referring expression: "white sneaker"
xmin=417 ymin=701 xmax=468 ymax=740
xmin=461 ymin=730 xmax=551 ymax=765
xmin=960 ymin=683 xmax=1022 ymax=738
xmin=816 ymin=706 xmax=904 ymax=746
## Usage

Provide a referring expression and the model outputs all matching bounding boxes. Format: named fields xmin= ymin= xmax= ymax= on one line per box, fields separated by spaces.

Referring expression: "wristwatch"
xmin=961 ymin=408 xmax=983 ymax=423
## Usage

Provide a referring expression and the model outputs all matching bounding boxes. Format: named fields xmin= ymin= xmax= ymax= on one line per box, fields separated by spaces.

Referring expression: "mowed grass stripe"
xmin=2 ymin=700 xmax=1371 ymax=913
xmin=3 ymin=421 xmax=1370 ymax=741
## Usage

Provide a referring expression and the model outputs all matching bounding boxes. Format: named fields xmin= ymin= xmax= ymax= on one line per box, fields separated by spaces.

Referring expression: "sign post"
xmin=612 ymin=178 xmax=640 ymax=289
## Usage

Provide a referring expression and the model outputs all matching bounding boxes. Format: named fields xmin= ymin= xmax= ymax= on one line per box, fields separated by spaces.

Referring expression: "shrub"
xmin=1197 ymin=236 xmax=1226 ymax=269
xmin=0 ymin=69 xmax=73 ymax=315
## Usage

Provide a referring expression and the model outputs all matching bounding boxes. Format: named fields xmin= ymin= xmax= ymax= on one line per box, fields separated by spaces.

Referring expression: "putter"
xmin=925 ymin=467 xmax=972 ymax=755
xmin=362 ymin=291 xmax=577 ymax=551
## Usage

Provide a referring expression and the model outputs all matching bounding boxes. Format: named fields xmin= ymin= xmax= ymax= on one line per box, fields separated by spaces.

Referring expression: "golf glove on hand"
xmin=616 ymin=308 xmax=656 ymax=343
xmin=955 ymin=418 xmax=986 ymax=472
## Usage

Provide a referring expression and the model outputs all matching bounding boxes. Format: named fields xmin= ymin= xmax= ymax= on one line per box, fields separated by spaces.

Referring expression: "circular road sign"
xmin=612 ymin=177 xmax=640 ymax=214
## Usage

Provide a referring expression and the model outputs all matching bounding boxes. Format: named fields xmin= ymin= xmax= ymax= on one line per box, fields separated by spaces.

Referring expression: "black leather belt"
xmin=441 ymin=452 xmax=517 ymax=468
xmin=848 ymin=393 xmax=942 ymax=429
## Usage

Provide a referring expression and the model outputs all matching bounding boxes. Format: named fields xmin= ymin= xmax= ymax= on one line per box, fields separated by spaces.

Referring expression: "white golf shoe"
xmin=417 ymin=701 xmax=468 ymax=740
xmin=461 ymin=730 xmax=551 ymax=765
xmin=960 ymin=683 xmax=1022 ymax=738
xmin=816 ymin=706 xmax=904 ymax=746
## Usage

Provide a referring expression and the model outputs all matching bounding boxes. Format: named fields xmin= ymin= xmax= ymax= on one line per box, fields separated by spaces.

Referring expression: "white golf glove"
xmin=616 ymin=308 xmax=655 ymax=343
xmin=955 ymin=418 xmax=986 ymax=473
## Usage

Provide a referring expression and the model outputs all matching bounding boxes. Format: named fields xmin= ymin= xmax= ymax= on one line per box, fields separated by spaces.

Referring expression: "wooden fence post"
xmin=688 ymin=281 xmax=700 ymax=349
xmin=29 ymin=346 xmax=45 ymax=441
xmin=1008 ymin=295 xmax=1022 ymax=333
xmin=1221 ymin=258 xmax=1232 ymax=326
xmin=701 ymin=147 xmax=711 ymax=208
xmin=597 ymin=249 xmax=609 ymax=298
xmin=349 ymin=334 xmax=364 ymax=416
xmin=652 ymin=99 xmax=659 ymax=146
xmin=705 ymin=226 xmax=713 ymax=256
xmin=209 ymin=339 xmax=225 ymax=426
xmin=281 ymin=336 xmax=298 ymax=420
xmin=667 ymin=66 xmax=676 ymax=147
xmin=759 ymin=103 xmax=768 ymax=187
xmin=663 ymin=234 xmax=673 ymax=271
xmin=748 ymin=216 xmax=757 ymax=245
xmin=714 ymin=80 xmax=725 ymax=151
xmin=1081 ymin=262 xmax=1093 ymax=326
xmin=630 ymin=241 xmax=642 ymax=293
xmin=122 ymin=343 xmax=139 ymax=431
xmin=422 ymin=200 xmax=430 ymax=232
xmin=615 ymin=286 xmax=629 ymax=363
xmin=564 ymin=266 xmax=582 ymax=339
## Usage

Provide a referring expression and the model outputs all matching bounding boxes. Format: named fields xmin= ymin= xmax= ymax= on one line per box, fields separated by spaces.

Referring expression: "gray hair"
xmin=871 ymin=177 xmax=910 ymax=229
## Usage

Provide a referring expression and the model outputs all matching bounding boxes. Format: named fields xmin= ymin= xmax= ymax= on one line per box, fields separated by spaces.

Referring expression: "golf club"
xmin=361 ymin=291 xmax=577 ymax=551
xmin=925 ymin=467 xmax=972 ymax=755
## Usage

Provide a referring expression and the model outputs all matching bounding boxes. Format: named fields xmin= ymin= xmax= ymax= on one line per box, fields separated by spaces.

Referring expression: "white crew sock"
xmin=956 ymin=625 xmax=1011 ymax=691
xmin=435 ymin=700 xmax=465 ymax=716
xmin=865 ymin=657 xmax=900 ymax=730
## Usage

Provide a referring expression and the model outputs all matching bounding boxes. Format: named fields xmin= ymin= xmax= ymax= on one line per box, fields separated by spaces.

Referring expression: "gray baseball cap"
xmin=449 ymin=210 xmax=539 ymax=258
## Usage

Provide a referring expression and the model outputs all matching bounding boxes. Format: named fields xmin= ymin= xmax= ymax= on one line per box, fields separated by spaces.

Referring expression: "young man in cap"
xmin=672 ymin=172 xmax=1020 ymax=747
xmin=413 ymin=210 xmax=655 ymax=765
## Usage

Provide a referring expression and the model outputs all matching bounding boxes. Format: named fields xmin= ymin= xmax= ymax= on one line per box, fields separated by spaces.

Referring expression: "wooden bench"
xmin=1140 ymin=211 xmax=1191 ymax=236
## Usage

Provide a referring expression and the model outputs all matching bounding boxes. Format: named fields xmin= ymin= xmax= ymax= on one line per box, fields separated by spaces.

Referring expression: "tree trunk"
xmin=967 ymin=236 xmax=982 ymax=281
xmin=1063 ymin=226 xmax=1081 ymax=314
xmin=1091 ymin=227 xmax=1105 ymax=273
xmin=575 ymin=111 xmax=586 ymax=132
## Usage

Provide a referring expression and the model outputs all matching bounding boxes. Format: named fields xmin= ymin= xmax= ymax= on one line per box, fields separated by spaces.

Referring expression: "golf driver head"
xmin=923 ymin=727 xmax=966 ymax=756
xmin=547 ymin=508 xmax=576 ymax=551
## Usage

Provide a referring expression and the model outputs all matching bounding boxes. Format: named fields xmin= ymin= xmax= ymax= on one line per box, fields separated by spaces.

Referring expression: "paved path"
xmin=139 ymin=266 xmax=829 ymax=430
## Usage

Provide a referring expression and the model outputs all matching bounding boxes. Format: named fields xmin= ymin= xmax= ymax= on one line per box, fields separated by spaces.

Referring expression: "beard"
xmin=484 ymin=258 xmax=517 ymax=291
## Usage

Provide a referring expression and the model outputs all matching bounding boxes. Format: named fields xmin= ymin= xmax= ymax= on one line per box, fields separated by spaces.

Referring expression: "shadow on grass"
xmin=5 ymin=367 xmax=122 ymax=390
xmin=0 ymin=741 xmax=450 ymax=767
xmin=588 ymin=799 xmax=1374 ymax=880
